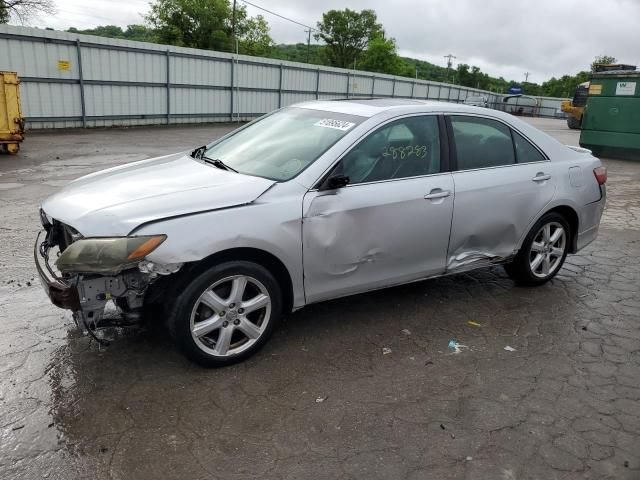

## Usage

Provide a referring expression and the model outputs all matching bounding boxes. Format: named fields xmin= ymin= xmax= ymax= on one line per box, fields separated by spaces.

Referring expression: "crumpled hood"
xmin=41 ymin=152 xmax=276 ymax=236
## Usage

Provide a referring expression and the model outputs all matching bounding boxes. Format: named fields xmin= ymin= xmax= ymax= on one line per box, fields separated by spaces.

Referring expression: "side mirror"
xmin=320 ymin=174 xmax=350 ymax=191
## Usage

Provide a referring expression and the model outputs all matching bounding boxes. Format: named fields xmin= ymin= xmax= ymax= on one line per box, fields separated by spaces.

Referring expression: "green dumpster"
xmin=579 ymin=69 xmax=640 ymax=160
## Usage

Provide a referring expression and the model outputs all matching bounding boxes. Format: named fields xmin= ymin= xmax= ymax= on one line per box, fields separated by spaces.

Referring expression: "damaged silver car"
xmin=35 ymin=99 xmax=607 ymax=366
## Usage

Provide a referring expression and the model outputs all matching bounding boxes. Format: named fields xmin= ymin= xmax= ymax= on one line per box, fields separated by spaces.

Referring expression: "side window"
xmin=513 ymin=130 xmax=546 ymax=163
xmin=450 ymin=116 xmax=515 ymax=170
xmin=339 ymin=116 xmax=441 ymax=184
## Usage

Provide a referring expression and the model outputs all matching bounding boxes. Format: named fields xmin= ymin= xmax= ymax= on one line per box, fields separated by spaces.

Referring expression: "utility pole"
xmin=304 ymin=28 xmax=311 ymax=63
xmin=415 ymin=66 xmax=418 ymax=79
xmin=444 ymin=53 xmax=456 ymax=82
xmin=231 ymin=0 xmax=237 ymax=52
xmin=524 ymin=71 xmax=530 ymax=82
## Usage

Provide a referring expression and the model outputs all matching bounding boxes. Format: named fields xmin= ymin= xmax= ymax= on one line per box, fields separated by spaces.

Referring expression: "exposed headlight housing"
xmin=56 ymin=235 xmax=167 ymax=274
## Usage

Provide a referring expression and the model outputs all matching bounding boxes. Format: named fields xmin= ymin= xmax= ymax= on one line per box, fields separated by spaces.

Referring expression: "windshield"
xmin=201 ymin=107 xmax=365 ymax=181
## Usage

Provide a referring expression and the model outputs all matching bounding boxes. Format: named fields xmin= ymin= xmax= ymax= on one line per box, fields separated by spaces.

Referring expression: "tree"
xmin=358 ymin=34 xmax=401 ymax=75
xmin=146 ymin=0 xmax=234 ymax=51
xmin=315 ymin=9 xmax=382 ymax=68
xmin=146 ymin=0 xmax=273 ymax=53
xmin=237 ymin=15 xmax=274 ymax=56
xmin=591 ymin=55 xmax=617 ymax=72
xmin=0 ymin=0 xmax=54 ymax=23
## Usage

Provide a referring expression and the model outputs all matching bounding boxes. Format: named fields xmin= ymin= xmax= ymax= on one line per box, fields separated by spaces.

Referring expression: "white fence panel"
xmin=0 ymin=24 xmax=568 ymax=129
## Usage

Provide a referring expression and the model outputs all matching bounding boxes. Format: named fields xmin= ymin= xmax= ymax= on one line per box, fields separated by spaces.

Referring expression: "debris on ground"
xmin=11 ymin=425 xmax=24 ymax=431
xmin=466 ymin=321 xmax=482 ymax=327
xmin=466 ymin=456 xmax=473 ymax=461
xmin=382 ymin=347 xmax=392 ymax=355
xmin=401 ymin=329 xmax=411 ymax=335
xmin=315 ymin=396 xmax=327 ymax=403
xmin=448 ymin=339 xmax=468 ymax=354
xmin=503 ymin=346 xmax=516 ymax=352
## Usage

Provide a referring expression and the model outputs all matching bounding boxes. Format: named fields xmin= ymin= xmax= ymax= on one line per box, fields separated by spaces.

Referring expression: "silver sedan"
xmin=35 ymin=99 xmax=607 ymax=366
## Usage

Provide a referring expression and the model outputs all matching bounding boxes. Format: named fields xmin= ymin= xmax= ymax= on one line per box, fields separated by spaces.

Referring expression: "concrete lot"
xmin=0 ymin=117 xmax=639 ymax=480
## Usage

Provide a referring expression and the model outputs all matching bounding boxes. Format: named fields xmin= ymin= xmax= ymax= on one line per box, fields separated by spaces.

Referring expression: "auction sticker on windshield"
xmin=314 ymin=119 xmax=356 ymax=131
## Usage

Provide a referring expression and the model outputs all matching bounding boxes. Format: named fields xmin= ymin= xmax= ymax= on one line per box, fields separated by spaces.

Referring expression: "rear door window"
xmin=450 ymin=116 xmax=515 ymax=170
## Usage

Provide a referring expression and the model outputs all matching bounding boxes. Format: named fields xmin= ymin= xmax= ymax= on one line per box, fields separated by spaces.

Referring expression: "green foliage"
xmin=237 ymin=15 xmax=274 ymax=56
xmin=591 ymin=55 xmax=617 ymax=72
xmin=144 ymin=0 xmax=273 ymax=54
xmin=67 ymin=25 xmax=158 ymax=43
xmin=358 ymin=35 xmax=402 ymax=75
xmin=398 ymin=57 xmax=447 ymax=83
xmin=539 ymin=71 xmax=590 ymax=98
xmin=315 ymin=9 xmax=382 ymax=68
xmin=146 ymin=0 xmax=235 ymax=51
xmin=269 ymin=43 xmax=326 ymax=65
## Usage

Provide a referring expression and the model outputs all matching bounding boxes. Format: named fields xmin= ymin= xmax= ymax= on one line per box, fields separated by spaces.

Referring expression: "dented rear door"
xmin=302 ymin=173 xmax=454 ymax=303
xmin=445 ymin=114 xmax=557 ymax=271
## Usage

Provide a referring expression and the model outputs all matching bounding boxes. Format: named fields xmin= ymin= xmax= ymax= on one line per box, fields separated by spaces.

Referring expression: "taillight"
xmin=593 ymin=166 xmax=607 ymax=185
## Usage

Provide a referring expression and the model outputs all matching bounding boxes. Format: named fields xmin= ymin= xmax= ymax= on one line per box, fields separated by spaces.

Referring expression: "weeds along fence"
xmin=0 ymin=25 xmax=566 ymax=129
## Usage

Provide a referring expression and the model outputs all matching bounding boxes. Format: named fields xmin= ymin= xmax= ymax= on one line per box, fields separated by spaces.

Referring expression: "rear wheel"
xmin=168 ymin=261 xmax=282 ymax=367
xmin=504 ymin=212 xmax=570 ymax=286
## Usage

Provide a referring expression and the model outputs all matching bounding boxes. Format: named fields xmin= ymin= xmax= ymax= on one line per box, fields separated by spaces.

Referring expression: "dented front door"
xmin=302 ymin=174 xmax=454 ymax=303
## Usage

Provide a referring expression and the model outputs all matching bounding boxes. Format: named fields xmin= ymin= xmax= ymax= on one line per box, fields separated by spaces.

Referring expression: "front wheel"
xmin=504 ymin=212 xmax=570 ymax=286
xmin=168 ymin=261 xmax=282 ymax=367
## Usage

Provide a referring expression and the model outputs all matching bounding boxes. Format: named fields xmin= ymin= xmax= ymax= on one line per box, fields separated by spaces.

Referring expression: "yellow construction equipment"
xmin=0 ymin=71 xmax=25 ymax=154
xmin=561 ymin=81 xmax=589 ymax=129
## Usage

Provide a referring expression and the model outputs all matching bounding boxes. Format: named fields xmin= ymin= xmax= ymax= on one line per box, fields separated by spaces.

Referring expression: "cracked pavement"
xmin=0 ymin=118 xmax=639 ymax=480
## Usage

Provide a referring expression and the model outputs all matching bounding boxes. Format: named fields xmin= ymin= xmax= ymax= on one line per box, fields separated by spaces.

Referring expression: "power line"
xmin=238 ymin=0 xmax=318 ymax=32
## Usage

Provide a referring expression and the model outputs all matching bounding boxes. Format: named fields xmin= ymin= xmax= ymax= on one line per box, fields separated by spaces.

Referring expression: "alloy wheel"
xmin=190 ymin=275 xmax=271 ymax=357
xmin=529 ymin=221 xmax=567 ymax=279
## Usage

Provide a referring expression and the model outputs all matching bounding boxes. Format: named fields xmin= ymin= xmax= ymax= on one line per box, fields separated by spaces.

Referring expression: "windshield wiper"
xmin=190 ymin=145 xmax=238 ymax=173
xmin=202 ymin=156 xmax=238 ymax=173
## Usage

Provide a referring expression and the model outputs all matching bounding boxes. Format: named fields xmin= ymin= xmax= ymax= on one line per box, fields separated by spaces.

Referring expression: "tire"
xmin=504 ymin=212 xmax=570 ymax=286
xmin=168 ymin=261 xmax=282 ymax=367
xmin=567 ymin=116 xmax=581 ymax=130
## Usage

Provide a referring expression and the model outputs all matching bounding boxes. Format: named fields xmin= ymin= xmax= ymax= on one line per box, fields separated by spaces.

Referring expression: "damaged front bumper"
xmin=34 ymin=231 xmax=164 ymax=331
xmin=34 ymin=231 xmax=81 ymax=310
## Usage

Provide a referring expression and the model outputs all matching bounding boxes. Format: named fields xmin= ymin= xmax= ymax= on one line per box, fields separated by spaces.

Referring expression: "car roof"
xmin=293 ymin=98 xmax=494 ymax=118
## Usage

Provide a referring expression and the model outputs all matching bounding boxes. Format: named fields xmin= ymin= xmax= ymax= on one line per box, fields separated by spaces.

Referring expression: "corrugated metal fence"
xmin=0 ymin=25 xmax=566 ymax=129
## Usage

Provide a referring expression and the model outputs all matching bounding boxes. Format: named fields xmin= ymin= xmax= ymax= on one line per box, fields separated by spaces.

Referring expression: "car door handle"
xmin=532 ymin=173 xmax=551 ymax=182
xmin=424 ymin=189 xmax=451 ymax=200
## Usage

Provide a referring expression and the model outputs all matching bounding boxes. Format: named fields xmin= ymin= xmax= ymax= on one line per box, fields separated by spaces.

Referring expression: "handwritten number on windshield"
xmin=382 ymin=145 xmax=428 ymax=159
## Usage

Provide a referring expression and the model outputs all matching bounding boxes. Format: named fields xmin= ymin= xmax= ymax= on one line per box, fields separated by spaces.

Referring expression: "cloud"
xmin=36 ymin=0 xmax=640 ymax=82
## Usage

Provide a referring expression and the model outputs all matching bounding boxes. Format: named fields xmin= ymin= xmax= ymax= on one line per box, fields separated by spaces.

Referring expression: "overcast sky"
xmin=29 ymin=0 xmax=640 ymax=83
